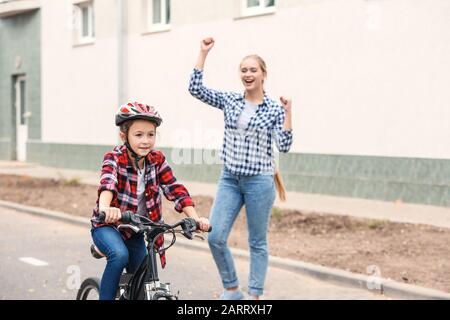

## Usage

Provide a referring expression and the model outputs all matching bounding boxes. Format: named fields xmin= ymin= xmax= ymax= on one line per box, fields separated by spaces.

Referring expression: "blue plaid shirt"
xmin=189 ymin=68 xmax=293 ymax=176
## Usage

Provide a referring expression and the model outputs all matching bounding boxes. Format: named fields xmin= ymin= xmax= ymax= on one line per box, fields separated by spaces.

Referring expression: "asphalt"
xmin=1 ymin=160 xmax=450 ymax=300
xmin=0 ymin=206 xmax=387 ymax=300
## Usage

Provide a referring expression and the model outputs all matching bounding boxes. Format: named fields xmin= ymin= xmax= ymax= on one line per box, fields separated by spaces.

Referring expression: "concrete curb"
xmin=0 ymin=200 xmax=90 ymax=227
xmin=1 ymin=199 xmax=450 ymax=300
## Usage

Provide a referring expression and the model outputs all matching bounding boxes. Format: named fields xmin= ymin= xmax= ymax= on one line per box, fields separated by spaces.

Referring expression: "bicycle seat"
xmin=90 ymin=244 xmax=105 ymax=259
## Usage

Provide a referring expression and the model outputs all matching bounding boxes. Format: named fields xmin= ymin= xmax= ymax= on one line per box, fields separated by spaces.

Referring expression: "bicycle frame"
xmin=118 ymin=226 xmax=177 ymax=300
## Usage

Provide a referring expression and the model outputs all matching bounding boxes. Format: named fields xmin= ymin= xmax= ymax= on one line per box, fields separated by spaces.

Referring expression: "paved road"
xmin=0 ymin=207 xmax=385 ymax=300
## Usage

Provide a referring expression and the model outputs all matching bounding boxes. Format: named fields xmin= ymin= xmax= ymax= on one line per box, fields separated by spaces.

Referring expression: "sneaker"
xmin=219 ymin=289 xmax=244 ymax=300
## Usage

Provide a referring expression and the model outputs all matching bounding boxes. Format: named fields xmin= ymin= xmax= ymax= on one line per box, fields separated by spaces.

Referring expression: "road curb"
xmin=1 ymin=199 xmax=449 ymax=300
xmin=0 ymin=200 xmax=90 ymax=227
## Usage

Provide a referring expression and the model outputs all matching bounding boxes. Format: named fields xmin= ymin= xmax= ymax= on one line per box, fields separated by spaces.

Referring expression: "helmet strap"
xmin=124 ymin=141 xmax=144 ymax=174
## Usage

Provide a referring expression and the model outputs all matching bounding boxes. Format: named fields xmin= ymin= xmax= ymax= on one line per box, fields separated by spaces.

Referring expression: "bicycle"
xmin=76 ymin=211 xmax=211 ymax=300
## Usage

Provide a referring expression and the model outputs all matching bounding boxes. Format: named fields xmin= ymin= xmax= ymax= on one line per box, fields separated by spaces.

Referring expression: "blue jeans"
xmin=208 ymin=167 xmax=276 ymax=297
xmin=91 ymin=226 xmax=148 ymax=300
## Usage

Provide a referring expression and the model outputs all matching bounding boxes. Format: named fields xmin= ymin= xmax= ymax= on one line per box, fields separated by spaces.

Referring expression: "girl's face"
xmin=240 ymin=57 xmax=266 ymax=93
xmin=120 ymin=119 xmax=156 ymax=157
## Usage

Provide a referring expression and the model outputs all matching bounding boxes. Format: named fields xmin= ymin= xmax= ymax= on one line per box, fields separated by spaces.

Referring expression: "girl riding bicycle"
xmin=91 ymin=102 xmax=210 ymax=300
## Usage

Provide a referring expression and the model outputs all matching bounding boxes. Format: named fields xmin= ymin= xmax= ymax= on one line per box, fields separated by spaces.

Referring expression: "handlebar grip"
xmin=181 ymin=218 xmax=212 ymax=240
xmin=97 ymin=210 xmax=133 ymax=223
xmin=121 ymin=211 xmax=132 ymax=223
xmin=98 ymin=211 xmax=106 ymax=222
xmin=192 ymin=219 xmax=212 ymax=232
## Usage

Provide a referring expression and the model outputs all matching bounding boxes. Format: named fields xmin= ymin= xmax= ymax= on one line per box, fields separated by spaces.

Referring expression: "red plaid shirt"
xmin=91 ymin=145 xmax=195 ymax=268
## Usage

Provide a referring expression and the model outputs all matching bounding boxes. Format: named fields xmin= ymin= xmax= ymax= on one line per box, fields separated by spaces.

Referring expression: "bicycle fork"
xmin=143 ymin=241 xmax=178 ymax=300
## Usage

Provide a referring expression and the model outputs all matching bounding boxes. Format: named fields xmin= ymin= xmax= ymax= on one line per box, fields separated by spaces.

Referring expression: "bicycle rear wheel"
xmin=76 ymin=277 xmax=100 ymax=300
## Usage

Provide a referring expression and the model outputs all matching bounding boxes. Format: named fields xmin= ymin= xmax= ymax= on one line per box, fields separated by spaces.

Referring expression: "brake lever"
xmin=182 ymin=230 xmax=194 ymax=240
xmin=178 ymin=218 xmax=196 ymax=240
xmin=117 ymin=224 xmax=141 ymax=233
xmin=193 ymin=234 xmax=205 ymax=241
xmin=175 ymin=228 xmax=204 ymax=241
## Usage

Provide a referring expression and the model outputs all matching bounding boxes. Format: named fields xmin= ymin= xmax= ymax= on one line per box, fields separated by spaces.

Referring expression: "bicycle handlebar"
xmin=96 ymin=211 xmax=211 ymax=240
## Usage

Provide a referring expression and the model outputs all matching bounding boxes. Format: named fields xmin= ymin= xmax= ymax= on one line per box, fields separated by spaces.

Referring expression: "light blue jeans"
xmin=208 ymin=166 xmax=276 ymax=297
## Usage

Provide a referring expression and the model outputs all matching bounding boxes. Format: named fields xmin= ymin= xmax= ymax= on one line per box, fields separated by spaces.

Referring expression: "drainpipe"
xmin=117 ymin=0 xmax=127 ymax=106
xmin=117 ymin=0 xmax=127 ymax=145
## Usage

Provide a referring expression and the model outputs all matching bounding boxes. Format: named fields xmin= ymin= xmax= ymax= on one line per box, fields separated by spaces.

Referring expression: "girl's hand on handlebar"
xmin=100 ymin=207 xmax=122 ymax=224
xmin=196 ymin=217 xmax=211 ymax=232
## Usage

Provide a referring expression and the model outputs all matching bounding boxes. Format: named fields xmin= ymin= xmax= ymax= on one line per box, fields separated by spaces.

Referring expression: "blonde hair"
xmin=241 ymin=55 xmax=287 ymax=201
xmin=274 ymin=170 xmax=286 ymax=202
xmin=240 ymin=54 xmax=268 ymax=76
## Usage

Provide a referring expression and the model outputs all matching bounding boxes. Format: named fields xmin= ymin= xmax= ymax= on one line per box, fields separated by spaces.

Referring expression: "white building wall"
xmin=41 ymin=0 xmax=118 ymax=145
xmin=41 ymin=0 xmax=450 ymax=158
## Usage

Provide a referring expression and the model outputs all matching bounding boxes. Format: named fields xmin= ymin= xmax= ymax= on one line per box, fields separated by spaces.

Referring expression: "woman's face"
xmin=121 ymin=119 xmax=156 ymax=157
xmin=240 ymin=57 xmax=266 ymax=93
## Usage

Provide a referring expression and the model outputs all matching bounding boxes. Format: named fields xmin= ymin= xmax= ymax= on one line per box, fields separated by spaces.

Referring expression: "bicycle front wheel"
xmin=76 ymin=277 xmax=100 ymax=300
xmin=150 ymin=291 xmax=178 ymax=300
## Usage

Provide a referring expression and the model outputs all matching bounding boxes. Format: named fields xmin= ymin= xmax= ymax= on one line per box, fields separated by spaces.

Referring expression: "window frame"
xmin=144 ymin=0 xmax=171 ymax=34
xmin=73 ymin=0 xmax=95 ymax=46
xmin=240 ymin=0 xmax=276 ymax=18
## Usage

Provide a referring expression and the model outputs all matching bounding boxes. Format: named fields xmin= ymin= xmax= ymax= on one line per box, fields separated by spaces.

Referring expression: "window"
xmin=247 ymin=0 xmax=275 ymax=8
xmin=73 ymin=1 xmax=95 ymax=44
xmin=146 ymin=0 xmax=171 ymax=33
xmin=241 ymin=0 xmax=276 ymax=17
